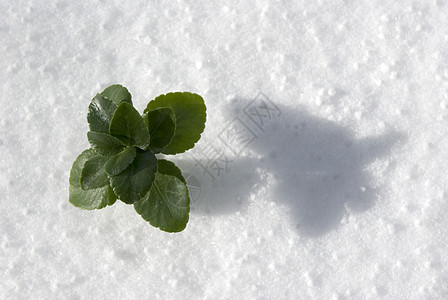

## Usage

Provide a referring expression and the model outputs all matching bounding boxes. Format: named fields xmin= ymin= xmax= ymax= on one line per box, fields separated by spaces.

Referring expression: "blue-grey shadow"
xmin=177 ymin=97 xmax=403 ymax=236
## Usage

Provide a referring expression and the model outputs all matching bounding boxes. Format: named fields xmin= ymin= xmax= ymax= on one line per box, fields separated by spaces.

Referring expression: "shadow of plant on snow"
xmin=175 ymin=96 xmax=403 ymax=237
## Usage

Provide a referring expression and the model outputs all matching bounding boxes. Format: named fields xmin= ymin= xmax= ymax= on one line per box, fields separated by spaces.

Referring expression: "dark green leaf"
xmin=134 ymin=173 xmax=190 ymax=232
xmin=109 ymin=150 xmax=157 ymax=204
xmin=144 ymin=92 xmax=206 ymax=154
xmin=87 ymin=131 xmax=126 ymax=156
xmin=87 ymin=94 xmax=118 ymax=134
xmin=157 ymin=159 xmax=186 ymax=184
xmin=69 ymin=149 xmax=117 ymax=210
xmin=80 ymin=154 xmax=109 ymax=190
xmin=101 ymin=84 xmax=132 ymax=106
xmin=109 ymin=102 xmax=150 ymax=150
xmin=105 ymin=146 xmax=136 ymax=176
xmin=143 ymin=107 xmax=176 ymax=153
xmin=107 ymin=192 xmax=117 ymax=206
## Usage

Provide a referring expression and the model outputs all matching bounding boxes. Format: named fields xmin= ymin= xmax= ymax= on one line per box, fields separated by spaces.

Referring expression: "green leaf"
xmin=101 ymin=84 xmax=132 ymax=106
xmin=87 ymin=131 xmax=126 ymax=156
xmin=157 ymin=159 xmax=186 ymax=184
xmin=87 ymin=94 xmax=118 ymax=134
xmin=109 ymin=150 xmax=157 ymax=204
xmin=144 ymin=92 xmax=206 ymax=154
xmin=143 ymin=107 xmax=176 ymax=153
xmin=80 ymin=154 xmax=109 ymax=190
xmin=69 ymin=149 xmax=117 ymax=210
xmin=134 ymin=172 xmax=190 ymax=232
xmin=110 ymin=102 xmax=150 ymax=150
xmin=104 ymin=146 xmax=136 ymax=176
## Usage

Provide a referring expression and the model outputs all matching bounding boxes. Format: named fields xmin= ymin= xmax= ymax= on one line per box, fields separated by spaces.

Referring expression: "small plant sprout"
xmin=69 ymin=85 xmax=206 ymax=232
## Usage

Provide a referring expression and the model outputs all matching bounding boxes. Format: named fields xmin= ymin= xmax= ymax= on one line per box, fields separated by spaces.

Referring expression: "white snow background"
xmin=1 ymin=0 xmax=448 ymax=299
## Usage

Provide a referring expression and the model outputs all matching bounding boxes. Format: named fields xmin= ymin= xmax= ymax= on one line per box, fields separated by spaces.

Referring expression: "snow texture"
xmin=1 ymin=0 xmax=448 ymax=299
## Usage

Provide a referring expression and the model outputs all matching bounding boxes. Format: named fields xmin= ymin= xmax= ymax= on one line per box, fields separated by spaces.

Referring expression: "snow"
xmin=1 ymin=0 xmax=448 ymax=299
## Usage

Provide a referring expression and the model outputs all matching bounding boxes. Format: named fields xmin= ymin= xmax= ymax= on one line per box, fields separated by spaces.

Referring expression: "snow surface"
xmin=1 ymin=0 xmax=448 ymax=299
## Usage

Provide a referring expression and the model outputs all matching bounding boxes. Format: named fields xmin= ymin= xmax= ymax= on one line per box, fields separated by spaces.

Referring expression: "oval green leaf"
xmin=87 ymin=131 xmax=126 ymax=156
xmin=134 ymin=173 xmax=190 ymax=232
xmin=109 ymin=150 xmax=157 ymax=204
xmin=87 ymin=94 xmax=118 ymax=134
xmin=104 ymin=146 xmax=136 ymax=176
xmin=144 ymin=92 xmax=206 ymax=154
xmin=69 ymin=149 xmax=117 ymax=210
xmin=101 ymin=84 xmax=132 ymax=106
xmin=110 ymin=102 xmax=150 ymax=150
xmin=80 ymin=154 xmax=109 ymax=190
xmin=143 ymin=107 xmax=176 ymax=153
xmin=157 ymin=159 xmax=186 ymax=184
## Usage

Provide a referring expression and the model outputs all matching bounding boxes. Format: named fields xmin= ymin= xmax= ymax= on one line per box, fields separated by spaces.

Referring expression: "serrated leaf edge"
xmin=144 ymin=92 xmax=207 ymax=155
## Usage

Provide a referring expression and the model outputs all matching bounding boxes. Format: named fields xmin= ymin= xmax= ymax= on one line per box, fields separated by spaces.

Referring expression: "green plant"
xmin=69 ymin=85 xmax=206 ymax=232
